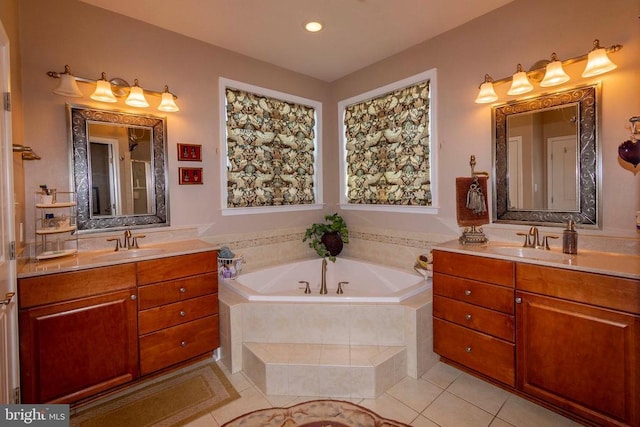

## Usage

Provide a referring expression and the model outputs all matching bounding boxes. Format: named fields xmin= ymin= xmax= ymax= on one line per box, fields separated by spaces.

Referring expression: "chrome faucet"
xmin=320 ymin=258 xmax=328 ymax=295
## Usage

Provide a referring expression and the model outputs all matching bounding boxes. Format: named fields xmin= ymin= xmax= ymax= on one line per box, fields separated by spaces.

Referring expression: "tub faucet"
xmin=320 ymin=258 xmax=328 ymax=295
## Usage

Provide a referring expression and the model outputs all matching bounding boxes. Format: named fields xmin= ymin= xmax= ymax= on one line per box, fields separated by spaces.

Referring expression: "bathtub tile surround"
xmin=202 ymin=225 xmax=450 ymax=273
xmin=242 ymin=342 xmax=406 ymax=397
xmin=219 ymin=282 xmax=436 ymax=398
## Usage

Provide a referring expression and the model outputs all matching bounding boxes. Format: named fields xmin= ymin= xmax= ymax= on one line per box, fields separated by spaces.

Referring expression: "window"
xmin=220 ymin=78 xmax=323 ymax=215
xmin=338 ymin=69 xmax=437 ymax=213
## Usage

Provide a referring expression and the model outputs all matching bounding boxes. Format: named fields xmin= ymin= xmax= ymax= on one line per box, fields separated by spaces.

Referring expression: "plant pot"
xmin=321 ymin=231 xmax=344 ymax=257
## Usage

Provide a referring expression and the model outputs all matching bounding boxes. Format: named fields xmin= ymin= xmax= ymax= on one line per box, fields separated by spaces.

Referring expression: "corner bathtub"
xmin=221 ymin=257 xmax=430 ymax=303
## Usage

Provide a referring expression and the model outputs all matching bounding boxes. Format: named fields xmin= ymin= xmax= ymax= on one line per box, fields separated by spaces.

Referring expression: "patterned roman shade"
xmin=343 ymin=80 xmax=431 ymax=205
xmin=225 ymin=88 xmax=317 ymax=208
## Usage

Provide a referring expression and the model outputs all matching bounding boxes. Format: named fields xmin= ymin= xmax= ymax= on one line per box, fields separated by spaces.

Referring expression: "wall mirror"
xmin=67 ymin=104 xmax=169 ymax=232
xmin=493 ymin=84 xmax=600 ymax=227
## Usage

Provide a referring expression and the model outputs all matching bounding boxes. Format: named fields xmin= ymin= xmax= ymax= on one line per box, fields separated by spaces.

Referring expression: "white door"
xmin=508 ymin=136 xmax=524 ymax=209
xmin=547 ymin=135 xmax=578 ymax=211
xmin=0 ymin=20 xmax=17 ymax=404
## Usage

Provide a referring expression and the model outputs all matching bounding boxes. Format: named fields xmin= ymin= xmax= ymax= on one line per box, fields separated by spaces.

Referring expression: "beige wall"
xmin=13 ymin=0 xmax=640 ymax=246
xmin=17 ymin=0 xmax=332 ymax=241
xmin=330 ymin=0 xmax=640 ymax=238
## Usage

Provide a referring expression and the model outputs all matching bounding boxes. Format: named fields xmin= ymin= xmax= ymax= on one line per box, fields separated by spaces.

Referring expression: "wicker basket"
xmin=217 ymin=255 xmax=244 ymax=279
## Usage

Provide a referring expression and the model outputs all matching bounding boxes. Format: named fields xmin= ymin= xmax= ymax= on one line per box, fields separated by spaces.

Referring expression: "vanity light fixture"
xmin=507 ymin=64 xmax=534 ymax=95
xmin=90 ymin=72 xmax=117 ymax=103
xmin=539 ymin=53 xmax=570 ymax=87
xmin=125 ymin=79 xmax=149 ymax=108
xmin=474 ymin=39 xmax=622 ymax=104
xmin=52 ymin=65 xmax=83 ymax=97
xmin=474 ymin=74 xmax=498 ymax=104
xmin=582 ymin=39 xmax=618 ymax=78
xmin=47 ymin=65 xmax=180 ymax=112
xmin=158 ymin=86 xmax=180 ymax=112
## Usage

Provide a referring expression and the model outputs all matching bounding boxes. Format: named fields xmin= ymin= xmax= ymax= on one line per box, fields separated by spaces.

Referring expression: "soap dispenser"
xmin=562 ymin=220 xmax=578 ymax=254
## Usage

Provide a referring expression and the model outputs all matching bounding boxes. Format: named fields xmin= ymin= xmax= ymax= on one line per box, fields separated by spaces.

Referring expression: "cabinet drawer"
xmin=138 ymin=273 xmax=217 ymax=309
xmin=434 ymin=295 xmax=514 ymax=342
xmin=139 ymin=315 xmax=219 ymax=375
xmin=434 ymin=318 xmax=514 ymax=386
xmin=433 ymin=250 xmax=514 ymax=287
xmin=139 ymin=294 xmax=218 ymax=335
xmin=137 ymin=251 xmax=217 ymax=285
xmin=434 ymin=273 xmax=514 ymax=314
xmin=19 ymin=264 xmax=136 ymax=308
xmin=516 ymin=263 xmax=640 ymax=315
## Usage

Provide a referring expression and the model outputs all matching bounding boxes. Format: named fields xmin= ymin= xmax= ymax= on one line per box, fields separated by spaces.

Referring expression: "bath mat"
xmin=71 ymin=362 xmax=239 ymax=427
xmin=222 ymin=399 xmax=411 ymax=427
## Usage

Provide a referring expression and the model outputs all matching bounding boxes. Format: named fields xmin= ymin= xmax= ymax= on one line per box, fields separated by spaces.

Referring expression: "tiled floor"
xmin=188 ymin=361 xmax=583 ymax=427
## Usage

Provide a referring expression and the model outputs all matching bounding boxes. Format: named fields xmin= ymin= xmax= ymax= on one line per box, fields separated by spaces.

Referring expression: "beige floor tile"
xmin=447 ymin=372 xmax=511 ymax=415
xmin=210 ymin=386 xmax=272 ymax=425
xmin=386 ymin=376 xmax=444 ymax=413
xmin=358 ymin=394 xmax=420 ymax=425
xmin=497 ymin=395 xmax=582 ymax=427
xmin=182 ymin=412 xmax=220 ymax=427
xmin=410 ymin=414 xmax=441 ymax=427
xmin=263 ymin=393 xmax=302 ymax=407
xmin=422 ymin=391 xmax=494 ymax=427
xmin=218 ymin=365 xmax=252 ymax=393
xmin=489 ymin=417 xmax=515 ymax=427
xmin=421 ymin=361 xmax=462 ymax=389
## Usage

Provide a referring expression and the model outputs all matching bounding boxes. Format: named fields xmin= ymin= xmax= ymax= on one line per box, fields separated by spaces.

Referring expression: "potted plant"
xmin=303 ymin=213 xmax=349 ymax=261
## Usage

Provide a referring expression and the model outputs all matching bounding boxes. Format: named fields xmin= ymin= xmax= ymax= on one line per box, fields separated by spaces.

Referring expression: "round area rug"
xmin=222 ymin=399 xmax=411 ymax=427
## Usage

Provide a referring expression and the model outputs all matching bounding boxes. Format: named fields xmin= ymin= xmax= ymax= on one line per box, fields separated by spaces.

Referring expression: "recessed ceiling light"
xmin=305 ymin=21 xmax=323 ymax=32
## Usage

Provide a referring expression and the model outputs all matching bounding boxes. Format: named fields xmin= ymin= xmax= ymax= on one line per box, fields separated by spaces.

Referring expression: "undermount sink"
xmin=490 ymin=246 xmax=572 ymax=262
xmin=92 ymin=247 xmax=166 ymax=262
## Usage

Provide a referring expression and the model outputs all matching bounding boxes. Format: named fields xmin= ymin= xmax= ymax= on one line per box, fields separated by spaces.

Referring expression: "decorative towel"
xmin=456 ymin=176 xmax=490 ymax=226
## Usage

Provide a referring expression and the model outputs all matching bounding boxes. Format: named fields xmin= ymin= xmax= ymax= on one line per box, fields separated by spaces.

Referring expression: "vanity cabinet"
xmin=432 ymin=250 xmax=515 ymax=386
xmin=18 ymin=249 xmax=219 ymax=405
xmin=18 ymin=264 xmax=138 ymax=404
xmin=137 ymin=251 xmax=219 ymax=375
xmin=516 ymin=264 xmax=639 ymax=427
xmin=433 ymin=249 xmax=640 ymax=427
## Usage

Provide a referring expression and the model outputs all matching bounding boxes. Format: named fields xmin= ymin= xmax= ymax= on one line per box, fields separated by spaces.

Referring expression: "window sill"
xmin=339 ymin=204 xmax=439 ymax=214
xmin=221 ymin=204 xmax=324 ymax=216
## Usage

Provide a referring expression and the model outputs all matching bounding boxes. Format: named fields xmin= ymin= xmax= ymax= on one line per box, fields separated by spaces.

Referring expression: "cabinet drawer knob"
xmin=179 ymin=310 xmax=186 ymax=317
xmin=464 ymin=289 xmax=472 ymax=296
xmin=130 ymin=294 xmax=137 ymax=301
xmin=180 ymin=341 xmax=187 ymax=347
xmin=465 ymin=346 xmax=472 ymax=353
xmin=179 ymin=287 xmax=186 ymax=293
xmin=465 ymin=314 xmax=472 ymax=321
xmin=515 ymin=297 xmax=522 ymax=304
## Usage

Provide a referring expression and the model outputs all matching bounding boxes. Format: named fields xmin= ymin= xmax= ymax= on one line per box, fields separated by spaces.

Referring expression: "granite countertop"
xmin=434 ymin=240 xmax=640 ymax=280
xmin=18 ymin=239 xmax=218 ymax=278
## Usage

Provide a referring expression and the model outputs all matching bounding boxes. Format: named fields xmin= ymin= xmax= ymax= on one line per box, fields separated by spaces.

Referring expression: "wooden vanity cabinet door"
xmin=516 ymin=291 xmax=639 ymax=427
xmin=19 ymin=264 xmax=139 ymax=404
xmin=19 ymin=289 xmax=139 ymax=404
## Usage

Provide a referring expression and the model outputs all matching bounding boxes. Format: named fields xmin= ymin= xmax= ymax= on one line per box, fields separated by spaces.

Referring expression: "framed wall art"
xmin=179 ymin=167 xmax=203 ymax=185
xmin=177 ymin=143 xmax=202 ymax=161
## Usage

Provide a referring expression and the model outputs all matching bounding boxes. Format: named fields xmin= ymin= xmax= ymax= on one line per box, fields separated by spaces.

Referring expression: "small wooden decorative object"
xmin=179 ymin=167 xmax=203 ymax=185
xmin=177 ymin=143 xmax=202 ymax=161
